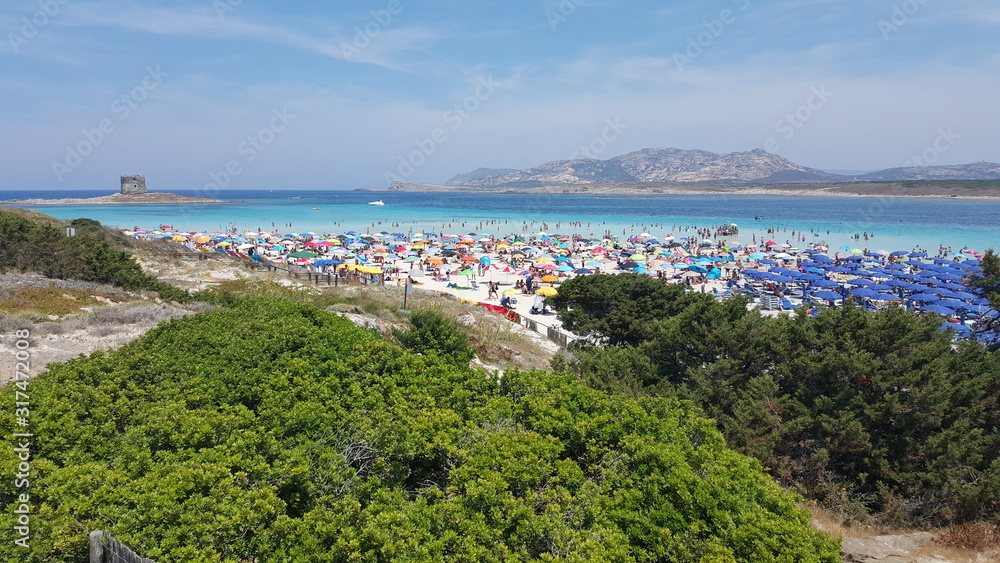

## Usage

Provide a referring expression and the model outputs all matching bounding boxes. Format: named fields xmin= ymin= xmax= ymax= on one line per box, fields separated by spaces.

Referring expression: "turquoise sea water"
xmin=3 ymin=189 xmax=999 ymax=255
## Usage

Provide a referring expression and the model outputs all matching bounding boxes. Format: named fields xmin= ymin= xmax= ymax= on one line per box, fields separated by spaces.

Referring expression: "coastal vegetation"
xmin=0 ymin=298 xmax=839 ymax=562
xmin=548 ymin=271 xmax=1000 ymax=526
xmin=0 ymin=208 xmax=189 ymax=302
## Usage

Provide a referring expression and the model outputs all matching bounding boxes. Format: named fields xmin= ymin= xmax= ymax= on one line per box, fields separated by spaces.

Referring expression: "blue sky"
xmin=2 ymin=0 xmax=998 ymax=190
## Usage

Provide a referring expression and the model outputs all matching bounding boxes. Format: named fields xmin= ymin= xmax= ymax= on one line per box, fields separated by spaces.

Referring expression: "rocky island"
xmin=0 ymin=191 xmax=230 ymax=205
xmin=1 ymin=175 xmax=231 ymax=205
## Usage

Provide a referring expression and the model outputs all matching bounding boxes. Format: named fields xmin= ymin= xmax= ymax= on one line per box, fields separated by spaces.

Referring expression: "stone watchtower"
xmin=120 ymin=175 xmax=146 ymax=195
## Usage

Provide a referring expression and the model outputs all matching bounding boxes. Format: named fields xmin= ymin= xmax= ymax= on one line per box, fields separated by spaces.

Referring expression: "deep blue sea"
xmin=2 ymin=189 xmax=998 ymax=254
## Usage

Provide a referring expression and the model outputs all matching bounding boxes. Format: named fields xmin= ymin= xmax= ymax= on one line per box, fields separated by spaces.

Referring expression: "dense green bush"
xmin=0 ymin=298 xmax=838 ymax=562
xmin=550 ymin=273 xmax=1000 ymax=525
xmin=0 ymin=211 xmax=188 ymax=301
xmin=393 ymin=309 xmax=475 ymax=366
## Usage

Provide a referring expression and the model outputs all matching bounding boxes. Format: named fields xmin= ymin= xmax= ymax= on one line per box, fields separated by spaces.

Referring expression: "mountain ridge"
xmin=444 ymin=148 xmax=1000 ymax=186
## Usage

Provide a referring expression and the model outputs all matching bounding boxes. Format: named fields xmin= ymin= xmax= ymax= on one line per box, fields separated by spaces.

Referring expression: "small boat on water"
xmin=368 ymin=200 xmax=385 ymax=206
xmin=311 ymin=207 xmax=320 ymax=210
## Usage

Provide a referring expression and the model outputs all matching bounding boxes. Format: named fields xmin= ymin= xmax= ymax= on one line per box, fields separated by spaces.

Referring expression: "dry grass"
xmin=804 ymin=503 xmax=1000 ymax=562
xmin=803 ymin=502 xmax=889 ymax=539
xmin=934 ymin=522 xmax=1000 ymax=550
xmin=0 ymin=286 xmax=134 ymax=317
xmin=323 ymin=285 xmax=558 ymax=370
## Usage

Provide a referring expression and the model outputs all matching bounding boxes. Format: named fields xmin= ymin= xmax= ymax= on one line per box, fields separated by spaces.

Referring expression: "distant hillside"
xmin=445 ymin=167 xmax=518 ymax=186
xmin=857 ymin=161 xmax=1000 ymax=181
xmin=446 ymin=148 xmax=842 ymax=186
xmin=445 ymin=148 xmax=1000 ymax=187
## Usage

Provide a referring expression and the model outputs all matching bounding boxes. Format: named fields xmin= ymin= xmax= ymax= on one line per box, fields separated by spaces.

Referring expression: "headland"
xmin=365 ymin=180 xmax=1000 ymax=200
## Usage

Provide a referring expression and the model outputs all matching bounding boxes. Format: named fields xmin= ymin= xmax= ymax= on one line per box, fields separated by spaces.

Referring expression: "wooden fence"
xmin=90 ymin=531 xmax=155 ymax=563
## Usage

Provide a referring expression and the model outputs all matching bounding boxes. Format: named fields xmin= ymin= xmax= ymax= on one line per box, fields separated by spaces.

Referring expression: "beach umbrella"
xmin=810 ymin=280 xmax=840 ymax=288
xmin=909 ymin=252 xmax=928 ymax=258
xmin=813 ymin=255 xmax=835 ymax=263
xmin=574 ymin=268 xmax=594 ymax=274
xmin=936 ymin=299 xmax=970 ymax=310
xmin=812 ymin=291 xmax=843 ymax=300
xmin=940 ymin=322 xmax=972 ymax=336
xmin=541 ymin=275 xmax=559 ymax=282
xmin=535 ymin=287 xmax=558 ymax=296
xmin=849 ymin=288 xmax=881 ymax=299
xmin=922 ymin=304 xmax=956 ymax=315
xmin=909 ymin=293 xmax=941 ymax=303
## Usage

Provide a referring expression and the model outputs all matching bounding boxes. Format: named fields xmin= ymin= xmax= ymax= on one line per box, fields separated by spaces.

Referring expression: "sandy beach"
xmin=153 ymin=227 xmax=989 ymax=347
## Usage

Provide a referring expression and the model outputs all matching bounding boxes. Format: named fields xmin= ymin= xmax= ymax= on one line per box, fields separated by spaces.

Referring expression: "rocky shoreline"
xmin=365 ymin=181 xmax=1000 ymax=200
xmin=0 ymin=192 xmax=231 ymax=205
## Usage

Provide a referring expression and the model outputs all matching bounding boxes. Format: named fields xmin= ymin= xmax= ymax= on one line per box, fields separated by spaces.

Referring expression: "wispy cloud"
xmin=56 ymin=2 xmax=440 ymax=69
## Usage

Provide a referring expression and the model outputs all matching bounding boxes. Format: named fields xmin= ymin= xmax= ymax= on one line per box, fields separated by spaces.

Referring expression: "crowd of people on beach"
xmin=127 ymin=220 xmax=992 ymax=341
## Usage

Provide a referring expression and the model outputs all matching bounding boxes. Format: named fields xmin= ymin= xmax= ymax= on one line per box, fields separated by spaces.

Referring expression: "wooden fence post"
xmin=89 ymin=530 xmax=104 ymax=563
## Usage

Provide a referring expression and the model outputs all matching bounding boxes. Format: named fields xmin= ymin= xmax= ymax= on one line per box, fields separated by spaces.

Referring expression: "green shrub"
xmin=0 ymin=298 xmax=839 ymax=562
xmin=393 ymin=309 xmax=475 ymax=366
xmin=0 ymin=210 xmax=188 ymax=302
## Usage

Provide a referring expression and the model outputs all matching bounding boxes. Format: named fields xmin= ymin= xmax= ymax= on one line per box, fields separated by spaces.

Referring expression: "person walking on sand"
xmin=487 ymin=281 xmax=498 ymax=300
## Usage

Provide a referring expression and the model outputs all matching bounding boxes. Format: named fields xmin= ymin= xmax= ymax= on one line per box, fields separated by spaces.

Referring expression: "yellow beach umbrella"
xmin=535 ymin=287 xmax=558 ymax=296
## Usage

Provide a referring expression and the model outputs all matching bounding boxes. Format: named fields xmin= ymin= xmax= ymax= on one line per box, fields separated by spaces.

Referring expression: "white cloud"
xmin=55 ymin=2 xmax=441 ymax=69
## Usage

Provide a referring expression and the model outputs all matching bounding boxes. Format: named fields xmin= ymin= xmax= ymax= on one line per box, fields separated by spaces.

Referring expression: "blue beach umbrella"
xmin=812 ymin=291 xmax=843 ymax=301
xmin=909 ymin=293 xmax=941 ymax=302
xmin=922 ymin=304 xmax=956 ymax=315
xmin=940 ymin=322 xmax=972 ymax=336
xmin=936 ymin=299 xmax=970 ymax=310
xmin=810 ymin=280 xmax=840 ymax=288
xmin=850 ymin=288 xmax=880 ymax=299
